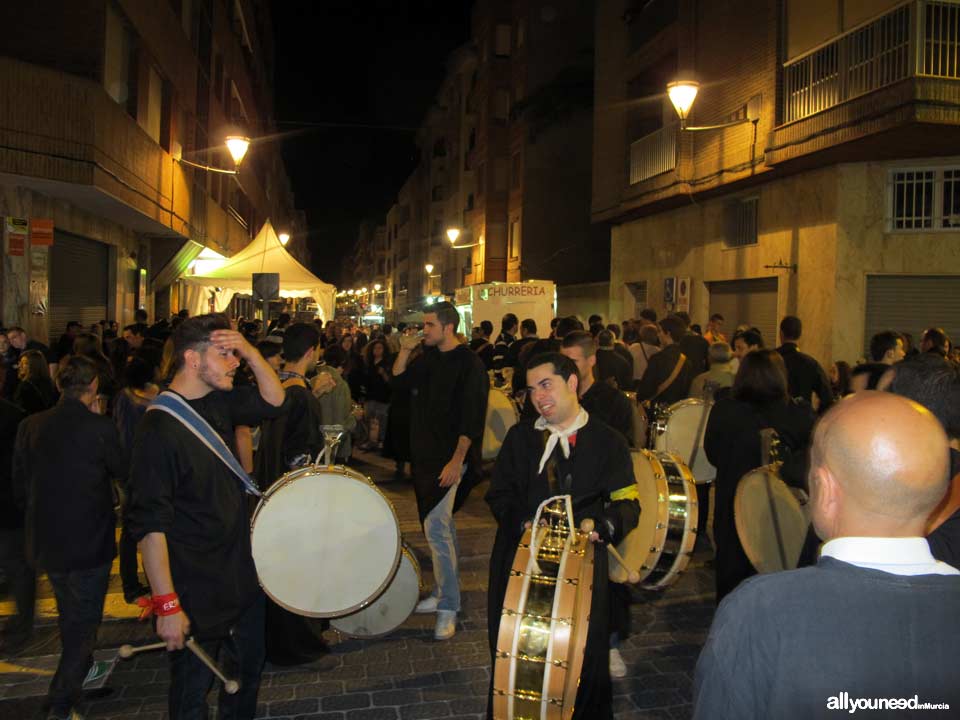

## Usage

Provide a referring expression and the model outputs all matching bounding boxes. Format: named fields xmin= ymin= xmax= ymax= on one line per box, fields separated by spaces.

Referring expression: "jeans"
xmin=45 ymin=563 xmax=111 ymax=716
xmin=0 ymin=527 xmax=36 ymax=641
xmin=168 ymin=592 xmax=265 ymax=720
xmin=424 ymin=480 xmax=461 ymax=613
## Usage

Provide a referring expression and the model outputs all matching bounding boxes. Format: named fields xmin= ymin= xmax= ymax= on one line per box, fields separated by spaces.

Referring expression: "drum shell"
xmin=611 ymin=450 xmax=698 ymax=590
xmin=653 ymin=399 xmax=716 ymax=483
xmin=250 ymin=465 xmax=401 ymax=618
xmin=330 ymin=543 xmax=422 ymax=638
xmin=483 ymin=388 xmax=520 ymax=461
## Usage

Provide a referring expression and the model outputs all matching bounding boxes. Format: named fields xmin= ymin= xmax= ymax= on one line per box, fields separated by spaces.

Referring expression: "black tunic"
xmin=128 ymin=387 xmax=284 ymax=637
xmin=580 ymin=380 xmax=635 ymax=447
xmin=396 ymin=344 xmax=488 ymax=522
xmin=703 ymin=397 xmax=816 ymax=602
xmin=485 ymin=419 xmax=640 ymax=720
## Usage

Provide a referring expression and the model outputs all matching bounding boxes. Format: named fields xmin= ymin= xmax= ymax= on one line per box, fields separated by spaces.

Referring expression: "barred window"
xmin=890 ymin=168 xmax=960 ymax=230
xmin=726 ymin=197 xmax=759 ymax=248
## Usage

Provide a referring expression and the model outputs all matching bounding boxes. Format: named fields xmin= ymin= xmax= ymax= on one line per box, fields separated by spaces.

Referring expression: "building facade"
xmin=0 ymin=0 xmax=306 ymax=342
xmin=594 ymin=0 xmax=960 ymax=366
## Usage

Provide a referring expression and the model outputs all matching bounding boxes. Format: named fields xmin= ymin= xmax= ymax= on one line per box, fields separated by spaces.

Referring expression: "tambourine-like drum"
xmin=483 ymin=388 xmax=519 ymax=461
xmin=251 ymin=465 xmax=401 ymax=617
xmin=493 ymin=496 xmax=594 ymax=720
xmin=331 ymin=542 xmax=422 ymax=638
xmin=735 ymin=465 xmax=810 ymax=574
xmin=611 ymin=450 xmax=698 ymax=589
xmin=652 ymin=398 xmax=716 ymax=483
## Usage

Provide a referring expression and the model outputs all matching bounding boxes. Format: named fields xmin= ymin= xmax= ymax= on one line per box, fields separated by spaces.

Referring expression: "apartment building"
xmin=0 ymin=0 xmax=306 ymax=340
xmin=381 ymin=0 xmax=607 ymax=320
xmin=593 ymin=0 xmax=960 ymax=366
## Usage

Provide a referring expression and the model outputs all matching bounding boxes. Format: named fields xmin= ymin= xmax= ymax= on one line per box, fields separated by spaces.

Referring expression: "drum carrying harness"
xmin=147 ymin=391 xmax=262 ymax=497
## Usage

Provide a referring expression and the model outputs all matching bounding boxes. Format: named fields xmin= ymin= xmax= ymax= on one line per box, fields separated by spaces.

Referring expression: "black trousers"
xmin=0 ymin=527 xmax=36 ymax=642
xmin=46 ymin=562 xmax=111 ymax=715
xmin=167 ymin=592 xmax=266 ymax=720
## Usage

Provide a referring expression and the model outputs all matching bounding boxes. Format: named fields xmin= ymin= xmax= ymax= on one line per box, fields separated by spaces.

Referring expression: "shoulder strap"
xmin=147 ymin=391 xmax=262 ymax=497
xmin=652 ymin=352 xmax=687 ymax=400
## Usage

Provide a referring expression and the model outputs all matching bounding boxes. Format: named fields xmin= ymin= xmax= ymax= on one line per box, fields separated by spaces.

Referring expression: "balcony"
xmin=628 ymin=124 xmax=677 ymax=185
xmin=770 ymin=0 xmax=960 ymax=164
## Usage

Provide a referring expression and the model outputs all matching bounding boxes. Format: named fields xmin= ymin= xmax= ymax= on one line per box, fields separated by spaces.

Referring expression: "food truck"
xmin=454 ymin=281 xmax=556 ymax=337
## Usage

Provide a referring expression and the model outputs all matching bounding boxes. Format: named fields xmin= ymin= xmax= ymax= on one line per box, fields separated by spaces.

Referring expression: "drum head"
xmin=331 ymin=544 xmax=421 ymax=638
xmin=657 ymin=399 xmax=716 ymax=483
xmin=251 ymin=467 xmax=401 ymax=617
xmin=612 ymin=451 xmax=668 ymax=583
xmin=735 ymin=468 xmax=809 ymax=574
xmin=482 ymin=389 xmax=519 ymax=461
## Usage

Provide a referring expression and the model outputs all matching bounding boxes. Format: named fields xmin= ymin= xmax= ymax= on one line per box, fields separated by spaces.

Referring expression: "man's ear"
xmin=567 ymin=372 xmax=579 ymax=395
xmin=811 ymin=465 xmax=839 ymax=539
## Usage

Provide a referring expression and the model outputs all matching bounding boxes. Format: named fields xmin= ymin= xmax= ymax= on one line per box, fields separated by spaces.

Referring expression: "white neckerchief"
xmin=534 ymin=407 xmax=589 ymax=474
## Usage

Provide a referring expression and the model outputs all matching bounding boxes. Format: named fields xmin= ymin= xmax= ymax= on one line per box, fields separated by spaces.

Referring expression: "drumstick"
xmin=580 ymin=519 xmax=641 ymax=584
xmin=185 ymin=638 xmax=240 ymax=695
xmin=118 ymin=641 xmax=167 ymax=659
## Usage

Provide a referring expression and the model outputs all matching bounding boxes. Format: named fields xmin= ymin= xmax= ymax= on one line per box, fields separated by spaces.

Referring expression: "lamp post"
xmin=667 ymin=79 xmax=760 ymax=132
xmin=177 ymin=135 xmax=251 ymax=174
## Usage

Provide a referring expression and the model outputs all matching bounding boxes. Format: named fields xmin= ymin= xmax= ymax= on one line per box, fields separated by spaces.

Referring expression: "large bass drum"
xmin=653 ymin=398 xmax=716 ymax=483
xmin=611 ymin=450 xmax=698 ymax=589
xmin=482 ymin=388 xmax=519 ymax=461
xmin=331 ymin=542 xmax=422 ymax=638
xmin=251 ymin=465 xmax=401 ymax=618
xmin=493 ymin=496 xmax=594 ymax=720
xmin=734 ymin=465 xmax=810 ymax=574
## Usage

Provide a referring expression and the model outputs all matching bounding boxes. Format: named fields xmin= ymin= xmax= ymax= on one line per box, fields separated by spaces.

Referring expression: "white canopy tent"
xmin=181 ymin=221 xmax=336 ymax=321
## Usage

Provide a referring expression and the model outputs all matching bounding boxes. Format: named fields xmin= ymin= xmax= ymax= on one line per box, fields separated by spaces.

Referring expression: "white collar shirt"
xmin=821 ymin=536 xmax=960 ymax=576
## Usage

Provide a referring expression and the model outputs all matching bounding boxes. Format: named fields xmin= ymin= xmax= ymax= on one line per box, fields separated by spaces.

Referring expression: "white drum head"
xmin=656 ymin=399 xmax=716 ymax=483
xmin=331 ymin=544 xmax=422 ymax=638
xmin=251 ymin=467 xmax=401 ymax=617
xmin=734 ymin=467 xmax=809 ymax=574
xmin=482 ymin=389 xmax=519 ymax=461
xmin=612 ymin=451 xmax=668 ymax=583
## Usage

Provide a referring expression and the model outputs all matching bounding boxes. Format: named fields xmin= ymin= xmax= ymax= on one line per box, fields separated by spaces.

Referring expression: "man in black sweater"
xmin=14 ymin=356 xmax=127 ymax=719
xmin=775 ymin=315 xmax=833 ymax=412
xmin=693 ymin=392 xmax=960 ymax=719
xmin=635 ymin=316 xmax=694 ymax=405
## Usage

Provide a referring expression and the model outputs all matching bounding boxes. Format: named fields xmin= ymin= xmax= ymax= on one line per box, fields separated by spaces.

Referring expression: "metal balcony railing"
xmin=629 ymin=123 xmax=677 ymax=185
xmin=783 ymin=0 xmax=960 ymax=124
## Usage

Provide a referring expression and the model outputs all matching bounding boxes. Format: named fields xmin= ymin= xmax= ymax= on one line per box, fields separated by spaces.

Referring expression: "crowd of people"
xmin=0 ymin=302 xmax=957 ymax=719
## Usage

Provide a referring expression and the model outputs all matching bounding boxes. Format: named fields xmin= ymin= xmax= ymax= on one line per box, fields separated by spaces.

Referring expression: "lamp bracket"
xmin=177 ymin=157 xmax=238 ymax=175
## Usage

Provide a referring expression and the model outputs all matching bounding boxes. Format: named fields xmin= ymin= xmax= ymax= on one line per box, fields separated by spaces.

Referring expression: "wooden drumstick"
xmin=580 ymin=519 xmax=641 ymax=584
xmin=118 ymin=641 xmax=167 ymax=659
xmin=186 ymin=638 xmax=240 ymax=695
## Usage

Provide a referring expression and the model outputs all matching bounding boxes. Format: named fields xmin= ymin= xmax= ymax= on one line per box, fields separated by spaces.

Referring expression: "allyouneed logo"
xmin=827 ymin=693 xmax=950 ymax=713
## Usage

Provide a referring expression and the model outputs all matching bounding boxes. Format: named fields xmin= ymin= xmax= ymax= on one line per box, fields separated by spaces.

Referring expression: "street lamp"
xmin=177 ymin=135 xmax=252 ymax=174
xmin=374 ymin=283 xmax=382 ymax=291
xmin=445 ymin=227 xmax=483 ymax=249
xmin=278 ymin=232 xmax=290 ymax=245
xmin=425 ymin=264 xmax=434 ymax=275
xmin=667 ymin=79 xmax=760 ymax=131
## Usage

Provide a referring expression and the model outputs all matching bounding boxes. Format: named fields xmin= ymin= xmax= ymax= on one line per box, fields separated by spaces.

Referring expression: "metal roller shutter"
xmin=864 ymin=275 xmax=960 ymax=354
xmin=707 ymin=277 xmax=779 ymax=348
xmin=48 ymin=231 xmax=109 ymax=345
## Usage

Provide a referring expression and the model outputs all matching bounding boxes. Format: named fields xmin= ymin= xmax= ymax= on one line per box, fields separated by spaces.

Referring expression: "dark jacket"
xmin=0 ymin=399 xmax=26 ymax=529
xmin=776 ymin=343 xmax=833 ymax=412
xmin=679 ymin=332 xmax=710 ymax=376
xmin=635 ymin=343 xmax=694 ymax=404
xmin=596 ymin=348 xmax=632 ymax=391
xmin=14 ymin=398 xmax=127 ymax=571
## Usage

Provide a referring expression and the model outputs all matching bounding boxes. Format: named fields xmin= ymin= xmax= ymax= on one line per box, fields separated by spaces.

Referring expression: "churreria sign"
xmin=827 ymin=693 xmax=950 ymax=713
xmin=479 ymin=285 xmax=548 ymax=300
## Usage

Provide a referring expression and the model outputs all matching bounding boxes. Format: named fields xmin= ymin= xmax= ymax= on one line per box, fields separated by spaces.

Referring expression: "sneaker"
xmin=434 ymin=610 xmax=457 ymax=640
xmin=609 ymin=648 xmax=627 ymax=678
xmin=415 ymin=595 xmax=439 ymax=614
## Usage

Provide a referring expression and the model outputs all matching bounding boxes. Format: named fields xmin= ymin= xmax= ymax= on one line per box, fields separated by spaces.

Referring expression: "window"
xmin=465 ymin=193 xmax=475 ymax=211
xmin=889 ymin=168 xmax=960 ymax=230
xmin=104 ymin=5 xmax=138 ymax=118
xmin=214 ymin=53 xmax=224 ymax=105
xmin=432 ymin=185 xmax=445 ymax=202
xmin=726 ymin=197 xmax=759 ymax=247
xmin=511 ymin=152 xmax=521 ymax=190
xmin=509 ymin=219 xmax=521 ymax=259
xmin=495 ymin=24 xmax=511 ymax=57
xmin=143 ymin=66 xmax=163 ymax=143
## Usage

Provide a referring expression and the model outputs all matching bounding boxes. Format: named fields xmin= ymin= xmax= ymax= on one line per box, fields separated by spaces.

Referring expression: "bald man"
xmin=693 ymin=392 xmax=960 ymax=720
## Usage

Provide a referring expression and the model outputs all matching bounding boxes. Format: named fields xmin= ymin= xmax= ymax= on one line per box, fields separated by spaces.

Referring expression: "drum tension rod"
xmin=501 ymin=608 xmax=573 ymax=625
xmin=495 ymin=650 xmax=570 ymax=668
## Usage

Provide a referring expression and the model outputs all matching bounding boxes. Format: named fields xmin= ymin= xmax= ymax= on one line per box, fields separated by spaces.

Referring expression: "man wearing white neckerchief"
xmin=484 ymin=352 xmax=640 ymax=720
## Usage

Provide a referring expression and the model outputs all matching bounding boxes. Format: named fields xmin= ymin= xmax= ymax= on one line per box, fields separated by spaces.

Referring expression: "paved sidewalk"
xmin=0 ymin=452 xmax=716 ymax=719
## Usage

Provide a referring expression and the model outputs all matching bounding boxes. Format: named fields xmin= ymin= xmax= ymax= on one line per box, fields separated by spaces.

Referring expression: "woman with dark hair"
xmin=830 ymin=360 xmax=853 ymax=399
xmin=704 ymin=349 xmax=816 ymax=602
xmin=72 ymin=332 xmax=118 ymax=412
xmin=13 ymin=349 xmax=56 ymax=415
xmin=360 ymin=339 xmax=392 ymax=450
xmin=340 ymin=333 xmax=363 ymax=400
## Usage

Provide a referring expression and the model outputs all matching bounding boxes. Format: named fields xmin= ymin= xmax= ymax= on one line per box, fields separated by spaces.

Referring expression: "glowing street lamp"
xmin=373 ymin=283 xmax=382 ymax=291
xmin=446 ymin=227 xmax=461 ymax=244
xmin=667 ymin=80 xmax=699 ymax=129
xmin=424 ymin=264 xmax=434 ymax=275
xmin=278 ymin=232 xmax=290 ymax=245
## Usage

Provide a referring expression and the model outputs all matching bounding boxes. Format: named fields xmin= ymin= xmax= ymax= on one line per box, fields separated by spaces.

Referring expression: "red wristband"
xmin=152 ymin=592 xmax=181 ymax=616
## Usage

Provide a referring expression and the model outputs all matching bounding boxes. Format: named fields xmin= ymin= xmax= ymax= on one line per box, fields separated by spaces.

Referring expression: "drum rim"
xmin=641 ymin=452 xmax=698 ymax=590
xmin=654 ymin=400 xmax=717 ymax=483
xmin=329 ymin=543 xmax=422 ymax=638
xmin=734 ymin=465 xmax=807 ymax=574
xmin=251 ymin=464 xmax=402 ymax=618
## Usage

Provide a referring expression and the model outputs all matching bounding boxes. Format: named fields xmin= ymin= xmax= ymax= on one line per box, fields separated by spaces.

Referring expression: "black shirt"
xmin=679 ymin=333 xmax=710 ymax=376
xmin=255 ymin=384 xmax=323 ymax=487
xmin=580 ymin=380 xmax=635 ymax=447
xmin=927 ymin=449 xmax=960 ymax=569
xmin=14 ymin=398 xmax=127 ymax=571
xmin=776 ymin=343 xmax=834 ymax=412
xmin=128 ymin=386 xmax=284 ymax=636
xmin=596 ymin=348 xmax=632 ymax=390
xmin=0 ymin=399 xmax=26 ymax=529
xmin=469 ymin=337 xmax=494 ymax=369
xmin=635 ymin=343 xmax=694 ymax=404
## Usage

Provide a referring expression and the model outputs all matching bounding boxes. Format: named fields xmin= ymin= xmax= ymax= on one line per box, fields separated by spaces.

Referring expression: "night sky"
xmin=270 ymin=1 xmax=473 ymax=285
